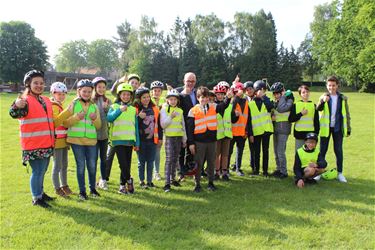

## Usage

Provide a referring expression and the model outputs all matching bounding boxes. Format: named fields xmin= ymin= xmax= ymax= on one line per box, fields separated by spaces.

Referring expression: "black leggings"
xmin=253 ymin=133 xmax=271 ymax=174
xmin=114 ymin=145 xmax=133 ymax=185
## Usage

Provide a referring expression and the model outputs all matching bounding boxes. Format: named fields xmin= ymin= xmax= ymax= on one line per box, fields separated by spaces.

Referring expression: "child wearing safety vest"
xmin=248 ymin=80 xmax=274 ymax=176
xmin=150 ymin=81 xmax=166 ymax=181
xmin=92 ymin=77 xmax=112 ymax=191
xmin=228 ymin=82 xmax=251 ymax=176
xmin=10 ymin=70 xmax=60 ymax=207
xmin=288 ymin=84 xmax=320 ymax=151
xmin=270 ymin=82 xmax=293 ymax=179
xmin=107 ymin=83 xmax=139 ymax=194
xmin=50 ymin=82 xmax=74 ymax=197
xmin=316 ymin=76 xmax=351 ymax=183
xmin=244 ymin=81 xmax=256 ymax=172
xmin=187 ymin=86 xmax=233 ymax=192
xmin=213 ymin=83 xmax=233 ymax=181
xmin=160 ymin=89 xmax=187 ymax=192
xmin=106 ymin=74 xmax=141 ymax=183
xmin=64 ymin=79 xmax=101 ymax=200
xmin=294 ymin=133 xmax=327 ymax=188
xmin=134 ymin=87 xmax=163 ymax=189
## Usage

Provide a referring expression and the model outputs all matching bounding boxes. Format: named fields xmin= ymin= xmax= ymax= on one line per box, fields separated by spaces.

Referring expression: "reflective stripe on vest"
xmin=165 ymin=106 xmax=184 ymax=137
xmin=274 ymin=110 xmax=290 ymax=122
xmin=109 ymin=103 xmax=136 ymax=141
xmin=217 ymin=104 xmax=233 ymax=140
xmin=249 ymin=101 xmax=273 ymax=136
xmin=295 ymin=101 xmax=315 ymax=132
xmin=232 ymin=101 xmax=248 ymax=136
xmin=19 ymin=95 xmax=55 ymax=150
xmin=191 ymin=104 xmax=217 ymax=134
xmin=67 ymin=101 xmax=97 ymax=139
xmin=53 ymin=103 xmax=68 ymax=139
xmin=136 ymin=106 xmax=160 ymax=144
xmin=297 ymin=147 xmax=319 ymax=168
xmin=319 ymin=100 xmax=348 ymax=137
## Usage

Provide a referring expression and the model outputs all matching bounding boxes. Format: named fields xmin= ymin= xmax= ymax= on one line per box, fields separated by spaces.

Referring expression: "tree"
xmin=114 ymin=20 xmax=133 ymax=72
xmin=277 ymin=44 xmax=302 ymax=89
xmin=88 ymin=39 xmax=119 ymax=74
xmin=298 ymin=33 xmax=321 ymax=82
xmin=0 ymin=21 xmax=48 ymax=83
xmin=55 ymin=40 xmax=88 ymax=73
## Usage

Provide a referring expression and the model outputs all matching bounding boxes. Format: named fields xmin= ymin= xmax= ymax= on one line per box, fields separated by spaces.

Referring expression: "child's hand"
xmin=297 ymin=179 xmax=304 ymax=188
xmin=235 ymin=110 xmax=241 ymax=117
xmin=189 ymin=144 xmax=196 ymax=155
xmin=322 ymin=95 xmax=330 ymax=103
xmin=257 ymin=90 xmax=265 ymax=98
xmin=249 ymin=136 xmax=254 ymax=143
xmin=120 ymin=105 xmax=127 ymax=112
xmin=158 ymin=140 xmax=163 ymax=147
xmin=138 ymin=110 xmax=146 ymax=119
xmin=133 ymin=146 xmax=139 ymax=151
xmin=103 ymin=99 xmax=109 ymax=109
xmin=171 ymin=111 xmax=178 ymax=118
xmin=67 ymin=103 xmax=74 ymax=113
xmin=77 ymin=111 xmax=85 ymax=120
xmin=89 ymin=112 xmax=97 ymax=121
xmin=271 ymin=114 xmax=276 ymax=121
xmin=226 ymin=89 xmax=234 ymax=98
xmin=308 ymin=163 xmax=318 ymax=168
xmin=15 ymin=94 xmax=27 ymax=109
xmin=182 ymin=142 xmax=187 ymax=148
xmin=300 ymin=108 xmax=308 ymax=116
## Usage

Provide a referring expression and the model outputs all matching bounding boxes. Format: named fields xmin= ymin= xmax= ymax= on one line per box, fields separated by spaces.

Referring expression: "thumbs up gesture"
xmin=301 ymin=108 xmax=308 ymax=116
xmin=15 ymin=94 xmax=27 ymax=109
xmin=77 ymin=111 xmax=85 ymax=120
xmin=103 ymin=99 xmax=109 ymax=109
xmin=138 ymin=110 xmax=146 ymax=119
xmin=89 ymin=112 xmax=97 ymax=121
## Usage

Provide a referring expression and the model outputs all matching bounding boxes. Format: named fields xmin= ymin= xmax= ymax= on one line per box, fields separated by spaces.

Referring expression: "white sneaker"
xmin=314 ymin=175 xmax=321 ymax=181
xmin=154 ymin=173 xmax=161 ymax=181
xmin=337 ymin=173 xmax=347 ymax=183
xmin=98 ymin=179 xmax=108 ymax=190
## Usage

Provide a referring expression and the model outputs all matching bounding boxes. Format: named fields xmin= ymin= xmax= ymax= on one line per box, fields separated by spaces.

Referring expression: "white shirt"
xmin=330 ymin=94 xmax=338 ymax=127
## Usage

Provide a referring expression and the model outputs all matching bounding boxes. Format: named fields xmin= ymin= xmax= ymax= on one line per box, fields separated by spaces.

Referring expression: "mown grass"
xmin=0 ymin=91 xmax=374 ymax=249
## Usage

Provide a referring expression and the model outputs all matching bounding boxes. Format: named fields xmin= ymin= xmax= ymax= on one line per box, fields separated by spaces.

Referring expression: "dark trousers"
xmin=179 ymin=146 xmax=194 ymax=176
xmin=114 ymin=145 xmax=133 ymax=185
xmin=253 ymin=133 xmax=271 ymax=174
xmin=104 ymin=143 xmax=116 ymax=181
xmin=320 ymin=128 xmax=344 ymax=172
xmin=247 ymin=138 xmax=255 ymax=171
xmin=228 ymin=136 xmax=246 ymax=171
xmin=96 ymin=139 xmax=108 ymax=180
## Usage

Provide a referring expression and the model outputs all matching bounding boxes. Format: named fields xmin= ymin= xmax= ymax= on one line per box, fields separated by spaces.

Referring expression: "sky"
xmin=1 ymin=0 xmax=331 ymax=64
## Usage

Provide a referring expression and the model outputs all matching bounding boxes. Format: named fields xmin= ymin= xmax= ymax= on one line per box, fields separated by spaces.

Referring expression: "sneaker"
xmin=42 ymin=193 xmax=56 ymax=201
xmin=271 ymin=170 xmax=281 ymax=177
xmin=201 ymin=171 xmax=207 ymax=177
xmin=118 ymin=185 xmax=128 ymax=195
xmin=236 ymin=169 xmax=245 ymax=176
xmin=154 ymin=172 xmax=161 ymax=181
xmin=214 ymin=174 xmax=220 ymax=180
xmin=97 ymin=179 xmax=108 ymax=190
xmin=55 ymin=188 xmax=66 ymax=197
xmin=127 ymin=178 xmax=135 ymax=194
xmin=90 ymin=189 xmax=101 ymax=197
xmin=262 ymin=172 xmax=269 ymax=177
xmin=222 ymin=174 xmax=230 ymax=181
xmin=147 ymin=182 xmax=155 ymax=188
xmin=193 ymin=185 xmax=201 ymax=193
xmin=313 ymin=175 xmax=322 ymax=181
xmin=61 ymin=186 xmax=73 ymax=195
xmin=163 ymin=184 xmax=171 ymax=193
xmin=140 ymin=181 xmax=148 ymax=189
xmin=171 ymin=180 xmax=181 ymax=187
xmin=79 ymin=192 xmax=88 ymax=200
xmin=337 ymin=173 xmax=347 ymax=183
xmin=250 ymin=171 xmax=260 ymax=176
xmin=32 ymin=199 xmax=51 ymax=208
xmin=279 ymin=173 xmax=288 ymax=179
xmin=231 ymin=164 xmax=236 ymax=171
xmin=178 ymin=175 xmax=185 ymax=182
xmin=207 ymin=182 xmax=217 ymax=191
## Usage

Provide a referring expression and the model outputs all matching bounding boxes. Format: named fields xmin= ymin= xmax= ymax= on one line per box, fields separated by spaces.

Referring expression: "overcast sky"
xmin=1 ymin=0 xmax=331 ymax=64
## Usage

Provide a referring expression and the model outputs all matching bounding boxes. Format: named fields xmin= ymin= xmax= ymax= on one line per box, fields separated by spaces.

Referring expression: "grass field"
xmin=0 ymin=91 xmax=374 ymax=249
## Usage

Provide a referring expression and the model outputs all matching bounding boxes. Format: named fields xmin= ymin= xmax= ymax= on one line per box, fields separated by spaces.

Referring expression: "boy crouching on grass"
xmin=187 ymin=86 xmax=233 ymax=193
xmin=294 ymin=133 xmax=327 ymax=188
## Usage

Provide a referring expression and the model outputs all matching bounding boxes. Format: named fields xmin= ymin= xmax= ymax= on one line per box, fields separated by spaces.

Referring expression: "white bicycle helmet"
xmin=150 ymin=81 xmax=164 ymax=90
xmin=50 ymin=82 xmax=68 ymax=93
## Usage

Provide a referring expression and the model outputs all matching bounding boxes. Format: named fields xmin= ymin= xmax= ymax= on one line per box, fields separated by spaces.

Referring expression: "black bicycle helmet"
xmin=244 ymin=81 xmax=254 ymax=89
xmin=253 ymin=80 xmax=267 ymax=91
xmin=270 ymin=82 xmax=284 ymax=93
xmin=135 ymin=87 xmax=150 ymax=98
xmin=305 ymin=132 xmax=318 ymax=142
xmin=23 ymin=70 xmax=44 ymax=87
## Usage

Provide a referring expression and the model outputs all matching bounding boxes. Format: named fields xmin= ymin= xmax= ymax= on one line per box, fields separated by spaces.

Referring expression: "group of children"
xmin=10 ymin=70 xmax=351 ymax=207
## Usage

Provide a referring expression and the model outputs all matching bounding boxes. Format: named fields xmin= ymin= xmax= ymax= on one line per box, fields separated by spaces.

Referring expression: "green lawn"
xmin=1 ymin=92 xmax=374 ymax=249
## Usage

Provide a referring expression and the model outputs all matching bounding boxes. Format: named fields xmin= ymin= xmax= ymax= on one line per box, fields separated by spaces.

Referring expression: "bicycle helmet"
xmin=92 ymin=77 xmax=107 ymax=86
xmin=270 ymin=82 xmax=284 ymax=93
xmin=150 ymin=81 xmax=164 ymax=90
xmin=213 ymin=85 xmax=227 ymax=93
xmin=244 ymin=81 xmax=254 ymax=89
xmin=166 ymin=89 xmax=180 ymax=99
xmin=117 ymin=83 xmax=133 ymax=94
xmin=77 ymin=79 xmax=94 ymax=89
xmin=23 ymin=70 xmax=44 ymax=87
xmin=305 ymin=132 xmax=318 ymax=142
xmin=135 ymin=87 xmax=150 ymax=98
xmin=50 ymin=82 xmax=68 ymax=93
xmin=253 ymin=80 xmax=267 ymax=91
xmin=217 ymin=81 xmax=230 ymax=90
xmin=128 ymin=73 xmax=140 ymax=82
xmin=321 ymin=168 xmax=338 ymax=180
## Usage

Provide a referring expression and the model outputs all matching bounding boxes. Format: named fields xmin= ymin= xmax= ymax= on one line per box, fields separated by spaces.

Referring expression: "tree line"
xmin=0 ymin=0 xmax=373 ymax=91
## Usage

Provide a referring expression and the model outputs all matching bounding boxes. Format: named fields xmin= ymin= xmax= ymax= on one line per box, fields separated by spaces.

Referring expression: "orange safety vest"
xmin=19 ymin=95 xmax=55 ymax=150
xmin=232 ymin=100 xmax=248 ymax=136
xmin=191 ymin=104 xmax=217 ymax=134
xmin=52 ymin=102 xmax=68 ymax=139
xmin=136 ymin=106 xmax=159 ymax=144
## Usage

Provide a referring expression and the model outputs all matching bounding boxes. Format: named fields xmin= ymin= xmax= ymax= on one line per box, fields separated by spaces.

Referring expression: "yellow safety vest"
xmin=249 ymin=101 xmax=273 ymax=136
xmin=319 ymin=100 xmax=348 ymax=137
xmin=294 ymin=101 xmax=315 ymax=132
xmin=164 ymin=106 xmax=184 ymax=137
xmin=217 ymin=104 xmax=233 ymax=140
xmin=297 ymin=147 xmax=319 ymax=168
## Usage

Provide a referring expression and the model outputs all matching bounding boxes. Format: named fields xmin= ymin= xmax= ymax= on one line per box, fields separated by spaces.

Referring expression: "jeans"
xmin=52 ymin=148 xmax=68 ymax=189
xmin=71 ymin=144 xmax=97 ymax=193
xmin=228 ymin=136 xmax=246 ymax=171
xmin=105 ymin=143 xmax=116 ymax=181
xmin=154 ymin=143 xmax=161 ymax=174
xmin=96 ymin=139 xmax=108 ymax=180
xmin=273 ymin=133 xmax=289 ymax=175
xmin=137 ymin=141 xmax=156 ymax=183
xmin=29 ymin=157 xmax=50 ymax=200
xmin=320 ymin=128 xmax=344 ymax=172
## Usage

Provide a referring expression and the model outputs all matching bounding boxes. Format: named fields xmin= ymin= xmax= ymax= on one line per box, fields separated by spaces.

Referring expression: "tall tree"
xmin=298 ymin=33 xmax=322 ymax=82
xmin=0 ymin=21 xmax=48 ymax=83
xmin=88 ymin=39 xmax=119 ymax=74
xmin=55 ymin=40 xmax=88 ymax=73
xmin=114 ymin=20 xmax=133 ymax=72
